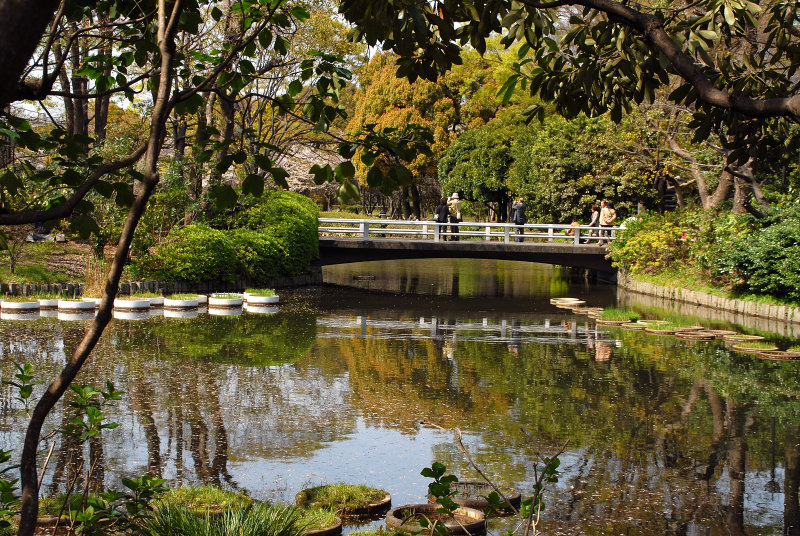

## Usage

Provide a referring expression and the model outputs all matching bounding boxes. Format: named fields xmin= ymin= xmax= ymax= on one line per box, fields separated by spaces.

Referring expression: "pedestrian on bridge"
xmin=434 ymin=197 xmax=450 ymax=239
xmin=598 ymin=200 xmax=617 ymax=246
xmin=447 ymin=192 xmax=462 ymax=241
xmin=511 ymin=197 xmax=527 ymax=242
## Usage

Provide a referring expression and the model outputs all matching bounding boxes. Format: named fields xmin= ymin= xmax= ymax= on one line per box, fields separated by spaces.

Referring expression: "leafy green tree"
xmin=339 ymin=0 xmax=800 ymax=164
xmin=510 ymin=113 xmax=660 ymax=223
xmin=437 ymin=112 xmax=524 ymax=221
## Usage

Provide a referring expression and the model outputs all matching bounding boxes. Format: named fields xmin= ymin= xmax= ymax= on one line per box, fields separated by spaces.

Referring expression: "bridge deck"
xmin=317 ymin=237 xmax=614 ymax=271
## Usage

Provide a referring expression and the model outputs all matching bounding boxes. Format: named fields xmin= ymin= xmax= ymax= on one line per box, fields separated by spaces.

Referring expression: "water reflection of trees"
xmin=2 ymin=308 xmax=800 ymax=534
xmin=328 ymin=316 xmax=800 ymax=534
xmin=324 ymin=259 xmax=579 ymax=299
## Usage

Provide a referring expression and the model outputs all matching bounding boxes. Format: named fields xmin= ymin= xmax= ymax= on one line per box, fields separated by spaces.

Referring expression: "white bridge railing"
xmin=318 ymin=218 xmax=622 ymax=245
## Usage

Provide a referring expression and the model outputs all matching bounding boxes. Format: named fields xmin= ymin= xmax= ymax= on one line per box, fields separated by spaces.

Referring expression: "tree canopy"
xmin=339 ymin=0 xmax=800 ymax=161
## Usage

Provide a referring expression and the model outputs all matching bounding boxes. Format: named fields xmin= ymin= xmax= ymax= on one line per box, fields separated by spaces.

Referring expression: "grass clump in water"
xmin=245 ymin=288 xmax=277 ymax=297
xmin=1 ymin=295 xmax=40 ymax=303
xmin=296 ymin=507 xmax=339 ymax=531
xmin=130 ymin=291 xmax=162 ymax=299
xmin=733 ymin=341 xmax=778 ymax=350
xmin=160 ymin=484 xmax=253 ymax=513
xmin=166 ymin=293 xmax=199 ymax=300
xmin=295 ymin=484 xmax=387 ymax=514
xmin=597 ymin=308 xmax=639 ymax=322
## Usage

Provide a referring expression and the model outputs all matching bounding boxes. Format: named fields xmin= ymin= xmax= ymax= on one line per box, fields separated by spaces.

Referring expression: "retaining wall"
xmin=618 ymin=272 xmax=800 ymax=338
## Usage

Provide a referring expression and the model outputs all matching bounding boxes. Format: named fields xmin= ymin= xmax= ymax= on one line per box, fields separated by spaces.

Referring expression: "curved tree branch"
xmin=578 ymin=0 xmax=800 ymax=118
xmin=0 ymin=144 xmax=147 ymax=226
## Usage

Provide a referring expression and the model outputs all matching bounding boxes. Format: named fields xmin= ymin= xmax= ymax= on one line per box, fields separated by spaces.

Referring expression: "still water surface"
xmin=0 ymin=259 xmax=799 ymax=535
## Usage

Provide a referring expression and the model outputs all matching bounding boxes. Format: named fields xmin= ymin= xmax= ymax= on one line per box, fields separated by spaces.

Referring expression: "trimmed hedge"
xmin=712 ymin=212 xmax=800 ymax=302
xmin=140 ymin=191 xmax=319 ymax=284
xmin=143 ymin=225 xmax=238 ymax=283
xmin=239 ymin=191 xmax=319 ymax=271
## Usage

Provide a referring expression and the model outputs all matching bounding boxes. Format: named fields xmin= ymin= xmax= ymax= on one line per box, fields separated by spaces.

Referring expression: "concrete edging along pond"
xmin=618 ymin=272 xmax=800 ymax=334
xmin=0 ymin=268 xmax=323 ymax=298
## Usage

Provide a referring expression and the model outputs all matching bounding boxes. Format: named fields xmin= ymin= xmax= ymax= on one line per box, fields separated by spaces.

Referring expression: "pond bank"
xmin=618 ymin=272 xmax=800 ymax=337
xmin=0 ymin=268 xmax=323 ymax=297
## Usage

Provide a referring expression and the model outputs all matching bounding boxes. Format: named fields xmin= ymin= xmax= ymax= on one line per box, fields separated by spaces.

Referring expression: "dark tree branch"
xmin=577 ymin=0 xmax=800 ymax=118
xmin=0 ymin=0 xmax=61 ymax=108
xmin=0 ymin=144 xmax=147 ymax=226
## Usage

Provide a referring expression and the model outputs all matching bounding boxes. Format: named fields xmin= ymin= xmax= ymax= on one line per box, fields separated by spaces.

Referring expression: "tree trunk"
xmin=665 ymin=134 xmax=710 ymax=208
xmin=16 ymin=2 xmax=185 ymax=533
xmin=93 ymin=25 xmax=113 ymax=144
xmin=410 ymin=184 xmax=421 ymax=219
xmin=185 ymin=98 xmax=212 ymax=224
xmin=708 ymin=167 xmax=733 ymax=208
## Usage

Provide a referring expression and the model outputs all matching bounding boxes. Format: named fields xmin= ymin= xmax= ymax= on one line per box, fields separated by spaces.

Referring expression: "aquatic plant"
xmin=296 ymin=507 xmax=340 ymax=531
xmin=144 ymin=502 xmax=305 ymax=536
xmin=597 ymin=308 xmax=639 ymax=322
xmin=159 ymin=484 xmax=252 ymax=514
xmin=245 ymin=288 xmax=277 ymax=297
xmin=296 ymin=484 xmax=386 ymax=515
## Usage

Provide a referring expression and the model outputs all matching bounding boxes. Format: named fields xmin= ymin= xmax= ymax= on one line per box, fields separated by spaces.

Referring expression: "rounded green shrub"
xmin=144 ymin=225 xmax=238 ymax=283
xmin=238 ymin=191 xmax=319 ymax=270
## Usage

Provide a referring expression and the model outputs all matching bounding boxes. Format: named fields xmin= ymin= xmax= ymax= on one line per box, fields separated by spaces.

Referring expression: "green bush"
xmin=239 ymin=191 xmax=319 ymax=270
xmin=711 ymin=211 xmax=800 ymax=302
xmin=609 ymin=205 xmax=800 ymax=304
xmin=230 ymin=229 xmax=287 ymax=283
xmin=607 ymin=211 xmax=693 ymax=274
xmin=144 ymin=225 xmax=238 ymax=283
xmin=137 ymin=191 xmax=319 ymax=284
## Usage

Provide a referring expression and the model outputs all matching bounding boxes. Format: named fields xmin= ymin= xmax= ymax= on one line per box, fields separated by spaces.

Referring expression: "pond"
xmin=0 ymin=259 xmax=799 ymax=536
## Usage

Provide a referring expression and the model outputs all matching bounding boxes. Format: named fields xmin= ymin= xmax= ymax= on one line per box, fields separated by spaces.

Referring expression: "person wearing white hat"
xmin=447 ymin=193 xmax=462 ymax=241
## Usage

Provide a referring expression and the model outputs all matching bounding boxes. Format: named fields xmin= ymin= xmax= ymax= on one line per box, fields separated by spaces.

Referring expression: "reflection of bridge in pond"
xmin=316 ymin=316 xmax=619 ymax=346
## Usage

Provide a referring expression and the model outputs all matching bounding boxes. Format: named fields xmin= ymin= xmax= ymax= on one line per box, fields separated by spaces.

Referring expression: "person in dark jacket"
xmin=434 ymin=197 xmax=450 ymax=240
xmin=511 ymin=197 xmax=527 ymax=242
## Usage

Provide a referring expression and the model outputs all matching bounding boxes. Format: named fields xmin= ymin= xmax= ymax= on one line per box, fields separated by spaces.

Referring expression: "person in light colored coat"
xmin=447 ymin=192 xmax=462 ymax=241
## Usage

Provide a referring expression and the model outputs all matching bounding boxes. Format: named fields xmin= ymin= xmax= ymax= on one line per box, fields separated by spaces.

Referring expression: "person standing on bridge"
xmin=447 ymin=192 xmax=462 ymax=241
xmin=434 ymin=197 xmax=450 ymax=240
xmin=598 ymin=200 xmax=617 ymax=246
xmin=511 ymin=197 xmax=527 ymax=242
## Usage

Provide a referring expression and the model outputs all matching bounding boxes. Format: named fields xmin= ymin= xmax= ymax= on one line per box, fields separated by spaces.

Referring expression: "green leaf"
xmin=253 ymin=154 xmax=273 ymax=171
xmin=310 ymin=164 xmax=333 ymax=185
xmin=291 ymin=6 xmax=310 ymax=21
xmin=270 ymin=167 xmax=289 ymax=188
xmin=72 ymin=214 xmax=100 ymax=239
xmin=334 ymin=161 xmax=355 ymax=179
xmin=242 ymin=174 xmax=265 ymax=197
xmin=288 ymin=79 xmax=303 ymax=96
xmin=210 ymin=184 xmax=238 ymax=210
xmin=366 ymin=165 xmax=383 ymax=187
xmin=258 ymin=29 xmax=273 ymax=49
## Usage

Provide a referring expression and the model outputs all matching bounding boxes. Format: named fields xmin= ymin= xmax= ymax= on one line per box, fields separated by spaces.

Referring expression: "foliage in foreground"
xmin=608 ymin=205 xmax=800 ymax=303
xmin=144 ymin=502 xmax=305 ymax=536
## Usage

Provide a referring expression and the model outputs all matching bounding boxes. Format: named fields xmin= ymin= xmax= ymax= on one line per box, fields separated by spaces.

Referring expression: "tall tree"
xmin=339 ymin=0 xmax=800 ymax=163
